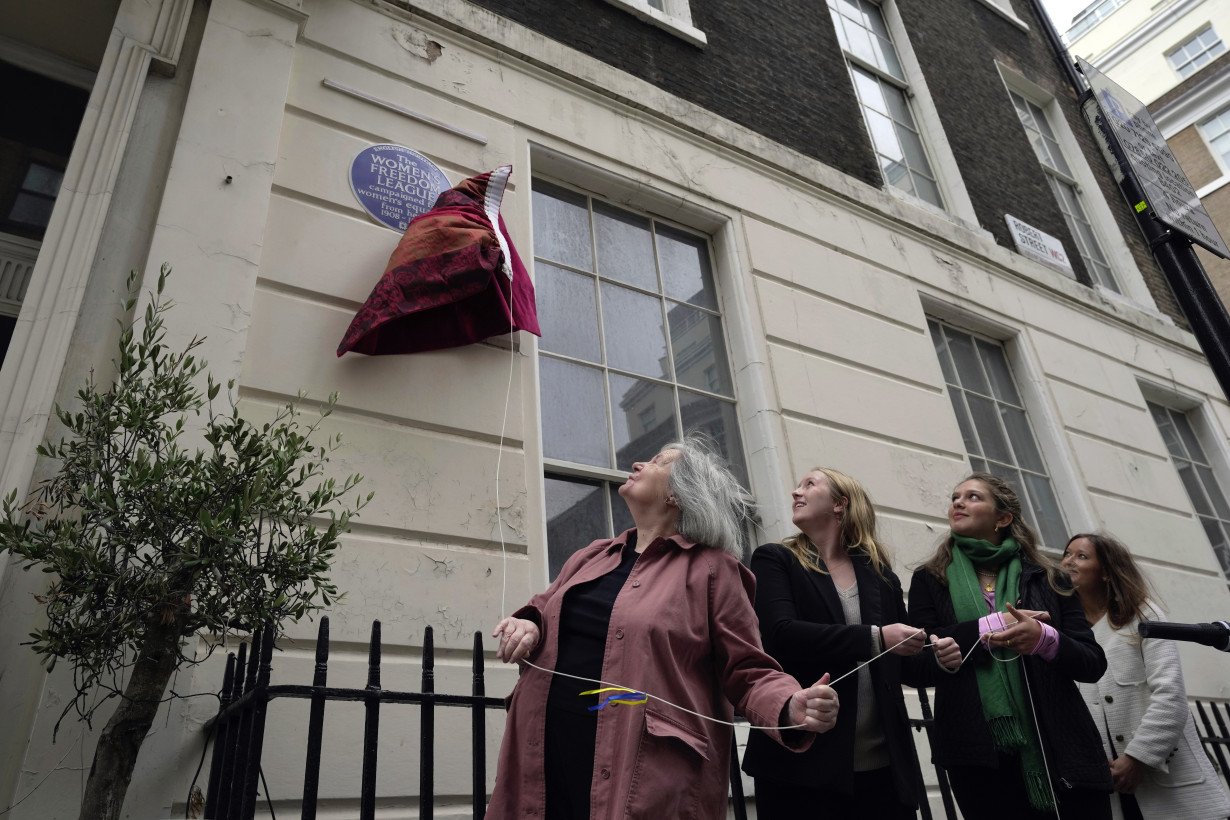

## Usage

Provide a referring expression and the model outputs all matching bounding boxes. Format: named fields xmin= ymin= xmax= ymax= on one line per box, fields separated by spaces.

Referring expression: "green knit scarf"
xmin=947 ymin=535 xmax=1053 ymax=811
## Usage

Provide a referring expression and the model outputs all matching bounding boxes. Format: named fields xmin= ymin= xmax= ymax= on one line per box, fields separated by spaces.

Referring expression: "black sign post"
xmin=1075 ymin=57 xmax=1230 ymax=404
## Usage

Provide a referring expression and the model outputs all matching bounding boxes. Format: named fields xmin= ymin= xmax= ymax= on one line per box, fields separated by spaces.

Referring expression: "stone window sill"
xmin=602 ymin=0 xmax=708 ymax=48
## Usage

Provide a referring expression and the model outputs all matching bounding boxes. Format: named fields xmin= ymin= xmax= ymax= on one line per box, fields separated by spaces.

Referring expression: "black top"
xmin=908 ymin=561 xmax=1113 ymax=793
xmin=741 ymin=543 xmax=930 ymax=803
xmin=547 ymin=535 xmax=639 ymax=714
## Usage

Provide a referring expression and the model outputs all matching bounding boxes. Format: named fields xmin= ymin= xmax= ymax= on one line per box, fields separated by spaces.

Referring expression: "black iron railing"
xmin=201 ymin=619 xmax=1230 ymax=820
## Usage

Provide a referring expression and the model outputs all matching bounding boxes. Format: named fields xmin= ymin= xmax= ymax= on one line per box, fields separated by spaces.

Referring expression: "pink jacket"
xmin=486 ymin=530 xmax=812 ymax=820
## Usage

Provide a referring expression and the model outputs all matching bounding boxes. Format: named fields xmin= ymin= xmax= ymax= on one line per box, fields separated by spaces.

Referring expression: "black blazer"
xmin=908 ymin=561 xmax=1113 ymax=794
xmin=741 ymin=542 xmax=930 ymax=803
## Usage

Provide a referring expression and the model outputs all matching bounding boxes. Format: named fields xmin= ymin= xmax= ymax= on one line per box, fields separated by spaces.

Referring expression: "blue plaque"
xmin=349 ymin=144 xmax=451 ymax=232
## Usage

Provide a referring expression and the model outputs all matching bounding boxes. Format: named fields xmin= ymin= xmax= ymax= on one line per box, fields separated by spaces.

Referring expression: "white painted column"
xmin=0 ymin=1 xmax=305 ymax=815
xmin=0 ymin=0 xmax=193 ymax=809
xmin=138 ymin=0 xmax=305 ymax=392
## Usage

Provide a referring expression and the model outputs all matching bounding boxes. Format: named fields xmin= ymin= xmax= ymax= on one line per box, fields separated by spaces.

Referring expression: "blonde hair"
xmin=782 ymin=467 xmax=892 ymax=577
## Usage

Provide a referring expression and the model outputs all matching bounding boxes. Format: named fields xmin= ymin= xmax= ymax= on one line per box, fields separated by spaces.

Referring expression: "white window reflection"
xmin=828 ymin=0 xmax=943 ymax=207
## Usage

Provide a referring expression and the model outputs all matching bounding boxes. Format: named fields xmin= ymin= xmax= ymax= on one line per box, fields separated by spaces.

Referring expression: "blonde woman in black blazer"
xmin=742 ymin=467 xmax=961 ymax=818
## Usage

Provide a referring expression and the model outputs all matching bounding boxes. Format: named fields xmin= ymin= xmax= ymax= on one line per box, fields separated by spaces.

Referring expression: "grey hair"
xmin=665 ymin=433 xmax=755 ymax=557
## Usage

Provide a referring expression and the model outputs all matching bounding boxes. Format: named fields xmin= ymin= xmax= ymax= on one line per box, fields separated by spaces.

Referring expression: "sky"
xmin=1037 ymin=0 xmax=1094 ymax=33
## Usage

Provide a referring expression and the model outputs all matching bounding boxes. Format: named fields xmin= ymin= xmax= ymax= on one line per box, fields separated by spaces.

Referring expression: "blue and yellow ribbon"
xmin=579 ymin=686 xmax=648 ymax=712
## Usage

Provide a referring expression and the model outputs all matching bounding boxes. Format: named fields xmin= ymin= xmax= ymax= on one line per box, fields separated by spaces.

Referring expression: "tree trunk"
xmin=78 ymin=621 xmax=182 ymax=820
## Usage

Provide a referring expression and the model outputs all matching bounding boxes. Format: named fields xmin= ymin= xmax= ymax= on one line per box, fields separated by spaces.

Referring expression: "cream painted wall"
xmin=5 ymin=0 xmax=1230 ymax=816
xmin=1073 ymin=0 xmax=1230 ymax=103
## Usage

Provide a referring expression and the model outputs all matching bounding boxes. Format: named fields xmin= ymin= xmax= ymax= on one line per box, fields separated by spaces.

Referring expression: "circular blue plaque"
xmin=349 ymin=144 xmax=451 ymax=232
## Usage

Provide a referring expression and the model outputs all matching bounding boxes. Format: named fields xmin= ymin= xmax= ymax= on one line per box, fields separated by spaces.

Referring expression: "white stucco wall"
xmin=4 ymin=0 xmax=1230 ymax=816
xmin=1074 ymin=0 xmax=1230 ymax=104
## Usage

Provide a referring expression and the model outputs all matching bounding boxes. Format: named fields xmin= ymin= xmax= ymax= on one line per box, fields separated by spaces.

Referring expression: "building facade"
xmin=2 ymin=0 xmax=1230 ymax=816
xmin=1065 ymin=0 xmax=1230 ymax=305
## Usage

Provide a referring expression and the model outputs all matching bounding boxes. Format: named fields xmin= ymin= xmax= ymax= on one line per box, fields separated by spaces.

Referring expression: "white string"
xmin=495 ymin=319 xmax=517 ymax=620
xmin=968 ymin=630 xmax=1065 ymax=820
xmin=515 ymin=627 xmax=940 ymax=730
xmin=1020 ymin=654 xmax=1063 ymax=820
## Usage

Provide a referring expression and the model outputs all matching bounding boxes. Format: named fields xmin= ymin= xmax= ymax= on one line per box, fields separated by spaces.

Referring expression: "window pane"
xmin=540 ymin=356 xmax=610 ymax=467
xmin=657 ymin=225 xmax=717 ymax=309
xmin=1001 ymin=407 xmax=1045 ymax=472
xmin=601 ymin=282 xmax=670 ymax=379
xmin=949 ymin=392 xmax=980 ymax=453
xmin=545 ymin=476 xmax=607 ymax=578
xmin=536 ymin=263 xmax=601 ymax=362
xmin=946 ymin=331 xmax=991 ymax=395
xmin=680 ymin=389 xmax=748 ymax=488
xmin=610 ymin=373 xmax=677 ymax=471
xmin=967 ymin=393 xmax=1013 ymax=462
xmin=1152 ymin=408 xmax=1186 ymax=457
xmin=532 ymin=181 xmax=592 ymax=270
xmin=668 ymin=304 xmax=732 ymax=396
xmin=930 ymin=321 xmax=958 ymax=384
xmin=897 ymin=123 xmax=929 ymax=172
xmin=1177 ymin=461 xmax=1214 ymax=516
xmin=852 ymin=68 xmax=889 ymax=116
xmin=977 ymin=340 xmax=1022 ymax=404
xmin=594 ymin=201 xmax=657 ymax=291
xmin=1024 ymin=471 xmax=1067 ymax=549
xmin=9 ymin=193 xmax=55 ymax=227
xmin=1196 ymin=465 xmax=1230 ymax=519
xmin=1198 ymin=517 xmax=1230 ymax=575
xmin=22 ymin=164 xmax=63 ymax=197
xmin=1172 ymin=413 xmax=1207 ymax=464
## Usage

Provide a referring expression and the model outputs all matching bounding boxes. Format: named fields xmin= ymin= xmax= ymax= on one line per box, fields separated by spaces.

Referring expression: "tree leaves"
xmin=0 ymin=264 xmax=370 ymax=729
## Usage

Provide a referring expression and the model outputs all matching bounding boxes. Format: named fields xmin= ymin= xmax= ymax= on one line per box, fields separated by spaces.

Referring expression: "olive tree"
xmin=0 ymin=267 xmax=371 ymax=820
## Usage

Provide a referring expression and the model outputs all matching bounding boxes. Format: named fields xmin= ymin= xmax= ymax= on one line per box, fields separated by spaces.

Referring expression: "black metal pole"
xmin=470 ymin=631 xmax=486 ymax=819
xmin=240 ymin=624 xmax=276 ymax=819
xmin=204 ymin=653 xmax=237 ymax=820
xmin=302 ymin=617 xmax=331 ymax=820
xmin=420 ymin=625 xmax=436 ymax=820
xmin=360 ymin=620 xmax=383 ymax=820
xmin=1030 ymin=0 xmax=1230 ymax=404
xmin=1079 ymin=95 xmax=1230 ymax=402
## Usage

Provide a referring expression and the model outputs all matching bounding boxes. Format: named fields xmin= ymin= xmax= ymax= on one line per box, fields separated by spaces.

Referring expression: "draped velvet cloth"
xmin=337 ymin=165 xmax=541 ymax=356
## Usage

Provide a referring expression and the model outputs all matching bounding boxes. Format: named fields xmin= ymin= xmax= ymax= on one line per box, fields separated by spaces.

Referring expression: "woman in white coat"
xmin=1063 ymin=532 xmax=1230 ymax=820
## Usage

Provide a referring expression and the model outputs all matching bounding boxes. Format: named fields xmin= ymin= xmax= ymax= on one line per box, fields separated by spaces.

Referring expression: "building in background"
xmin=2 ymin=0 xmax=1229 ymax=816
xmin=1066 ymin=0 xmax=1230 ymax=305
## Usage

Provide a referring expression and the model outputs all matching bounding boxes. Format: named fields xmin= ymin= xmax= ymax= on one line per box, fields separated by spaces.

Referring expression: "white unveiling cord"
xmin=515 ymin=627 xmax=938 ymax=730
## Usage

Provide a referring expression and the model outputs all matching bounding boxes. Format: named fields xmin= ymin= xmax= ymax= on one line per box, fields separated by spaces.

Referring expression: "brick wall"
xmin=897 ymin=0 xmax=1181 ymax=323
xmin=461 ymin=0 xmax=880 ymax=188
xmin=455 ymin=0 xmax=1184 ymax=324
xmin=1170 ymin=125 xmax=1223 ymax=189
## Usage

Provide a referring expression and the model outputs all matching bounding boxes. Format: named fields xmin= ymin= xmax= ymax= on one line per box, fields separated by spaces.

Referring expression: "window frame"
xmin=1165 ymin=24 xmax=1226 ymax=81
xmin=600 ymin=0 xmax=707 ymax=47
xmin=921 ymin=297 xmax=1094 ymax=550
xmin=1140 ymin=387 xmax=1230 ymax=584
xmin=528 ymin=172 xmax=755 ymax=578
xmin=1198 ymin=104 xmax=1230 ymax=176
xmin=826 ymin=0 xmax=980 ymax=224
xmin=926 ymin=317 xmax=1073 ymax=548
xmin=1009 ymin=89 xmax=1118 ymax=292
xmin=997 ymin=64 xmax=1160 ymax=310
xmin=1064 ymin=0 xmax=1129 ymax=44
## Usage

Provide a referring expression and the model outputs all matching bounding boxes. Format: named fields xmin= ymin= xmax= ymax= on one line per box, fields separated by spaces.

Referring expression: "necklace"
xmin=976 ymin=570 xmax=997 ymax=593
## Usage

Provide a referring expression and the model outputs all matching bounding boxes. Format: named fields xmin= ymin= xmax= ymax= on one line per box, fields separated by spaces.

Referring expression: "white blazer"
xmin=1077 ymin=608 xmax=1230 ymax=820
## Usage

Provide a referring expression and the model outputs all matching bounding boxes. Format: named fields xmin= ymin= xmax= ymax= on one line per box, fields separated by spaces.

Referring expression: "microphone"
xmin=1138 ymin=620 xmax=1230 ymax=652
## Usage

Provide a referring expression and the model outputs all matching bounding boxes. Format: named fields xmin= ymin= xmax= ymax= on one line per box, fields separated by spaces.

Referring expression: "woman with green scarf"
xmin=908 ymin=473 xmax=1113 ymax=819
